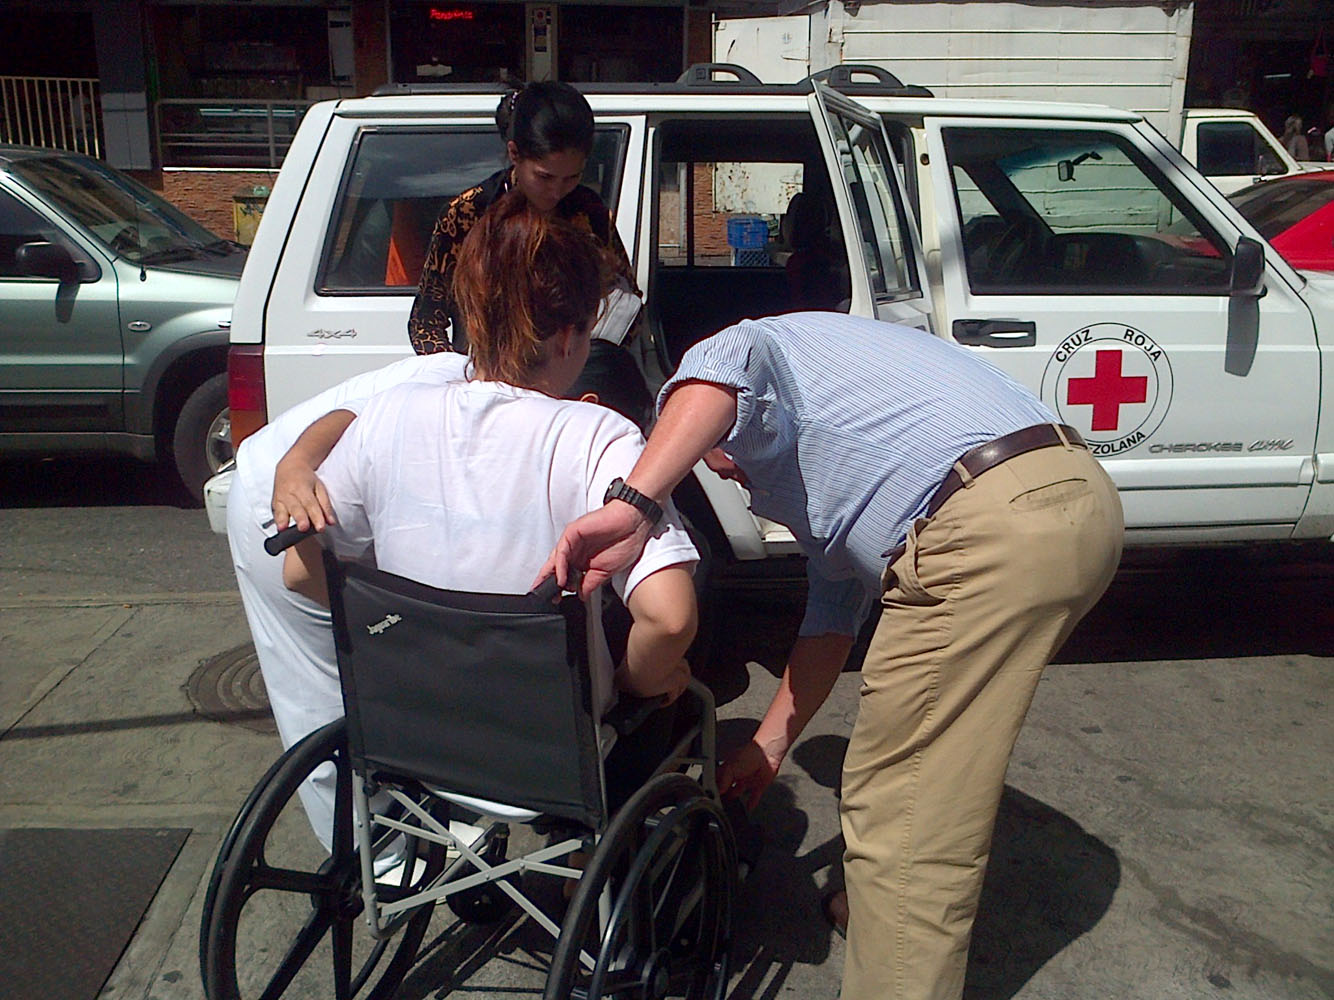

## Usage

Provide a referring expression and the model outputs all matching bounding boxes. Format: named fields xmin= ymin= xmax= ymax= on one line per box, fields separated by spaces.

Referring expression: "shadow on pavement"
xmin=964 ymin=787 xmax=1120 ymax=1000
xmin=0 ymin=455 xmax=193 ymax=508
xmin=725 ymin=780 xmax=843 ymax=999
xmin=717 ymin=737 xmax=1118 ymax=1000
xmin=1057 ymin=545 xmax=1334 ymax=662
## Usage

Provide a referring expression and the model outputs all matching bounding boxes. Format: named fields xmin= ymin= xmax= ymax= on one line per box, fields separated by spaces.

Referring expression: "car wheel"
xmin=172 ymin=373 xmax=232 ymax=501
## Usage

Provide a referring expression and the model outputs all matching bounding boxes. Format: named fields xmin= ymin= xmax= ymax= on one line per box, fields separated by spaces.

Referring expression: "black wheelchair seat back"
xmin=325 ymin=551 xmax=607 ymax=829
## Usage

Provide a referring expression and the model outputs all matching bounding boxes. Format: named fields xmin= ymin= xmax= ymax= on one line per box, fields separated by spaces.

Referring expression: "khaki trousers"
xmin=839 ymin=444 xmax=1123 ymax=1000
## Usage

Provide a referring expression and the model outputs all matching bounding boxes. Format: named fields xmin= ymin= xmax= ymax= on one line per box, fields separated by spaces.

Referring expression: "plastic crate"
xmin=726 ymin=215 xmax=768 ymax=249
xmin=732 ymin=248 xmax=771 ymax=267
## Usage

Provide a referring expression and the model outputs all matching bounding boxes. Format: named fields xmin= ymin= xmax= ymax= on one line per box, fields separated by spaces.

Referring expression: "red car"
xmin=1229 ymin=170 xmax=1334 ymax=271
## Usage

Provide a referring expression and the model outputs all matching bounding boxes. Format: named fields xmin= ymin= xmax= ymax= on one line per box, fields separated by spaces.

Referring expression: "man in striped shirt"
xmin=544 ymin=311 xmax=1124 ymax=1000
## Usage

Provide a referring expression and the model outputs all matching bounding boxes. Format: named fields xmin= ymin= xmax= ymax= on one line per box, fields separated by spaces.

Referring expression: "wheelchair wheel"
xmin=202 ymin=719 xmax=441 ymax=1000
xmin=545 ymin=772 xmax=735 ymax=1000
xmin=198 ymin=730 xmax=305 ymax=979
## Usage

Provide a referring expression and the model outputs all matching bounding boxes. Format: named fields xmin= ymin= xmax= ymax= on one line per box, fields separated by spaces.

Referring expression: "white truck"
xmin=206 ymin=70 xmax=1334 ymax=568
xmin=715 ymin=1 xmax=1325 ymax=194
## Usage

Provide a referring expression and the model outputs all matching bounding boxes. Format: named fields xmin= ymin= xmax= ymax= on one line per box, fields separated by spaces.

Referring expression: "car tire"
xmin=172 ymin=373 xmax=231 ymax=502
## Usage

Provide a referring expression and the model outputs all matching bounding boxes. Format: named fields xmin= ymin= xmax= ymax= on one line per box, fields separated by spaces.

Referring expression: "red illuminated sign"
xmin=429 ymin=7 xmax=475 ymax=21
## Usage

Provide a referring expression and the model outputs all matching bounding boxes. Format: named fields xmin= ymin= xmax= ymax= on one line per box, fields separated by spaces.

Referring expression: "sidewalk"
xmin=1 ymin=501 xmax=1330 ymax=999
xmin=0 ymin=506 xmax=851 ymax=1000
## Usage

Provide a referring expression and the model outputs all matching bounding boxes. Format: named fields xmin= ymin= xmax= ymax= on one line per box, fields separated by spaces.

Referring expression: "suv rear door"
xmin=923 ymin=115 xmax=1319 ymax=539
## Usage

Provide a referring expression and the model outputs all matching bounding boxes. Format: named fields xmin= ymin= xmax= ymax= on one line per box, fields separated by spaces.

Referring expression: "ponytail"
xmin=495 ymin=80 xmax=595 ymax=159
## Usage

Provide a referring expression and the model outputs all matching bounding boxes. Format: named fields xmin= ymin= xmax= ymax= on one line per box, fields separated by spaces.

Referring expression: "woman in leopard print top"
xmin=408 ymin=81 xmax=638 ymax=355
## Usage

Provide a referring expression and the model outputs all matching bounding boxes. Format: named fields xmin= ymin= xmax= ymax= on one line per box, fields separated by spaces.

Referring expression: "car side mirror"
xmin=1255 ymin=151 xmax=1287 ymax=176
xmin=1230 ymin=237 xmax=1265 ymax=296
xmin=1225 ymin=237 xmax=1265 ymax=377
xmin=1057 ymin=160 xmax=1074 ymax=182
xmin=15 ymin=241 xmax=79 ymax=283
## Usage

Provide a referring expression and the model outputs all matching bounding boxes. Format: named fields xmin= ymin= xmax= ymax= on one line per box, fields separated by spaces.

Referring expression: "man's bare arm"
xmin=718 ymin=632 xmax=855 ymax=809
xmin=538 ymin=381 xmax=739 ymax=598
xmin=624 ymin=381 xmax=739 ymax=504
xmin=272 ymin=409 xmax=356 ymax=532
xmin=282 ymin=537 xmax=330 ymax=608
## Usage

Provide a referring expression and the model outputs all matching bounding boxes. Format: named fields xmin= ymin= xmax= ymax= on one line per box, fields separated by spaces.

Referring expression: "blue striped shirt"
xmin=661 ymin=312 xmax=1055 ymax=636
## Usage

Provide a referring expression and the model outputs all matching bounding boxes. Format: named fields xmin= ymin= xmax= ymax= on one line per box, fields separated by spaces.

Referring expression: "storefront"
xmin=388 ymin=1 xmax=687 ymax=85
xmin=1187 ymin=0 xmax=1333 ymax=154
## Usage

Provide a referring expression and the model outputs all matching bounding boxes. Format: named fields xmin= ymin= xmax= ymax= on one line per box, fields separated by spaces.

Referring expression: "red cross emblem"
xmin=1066 ymin=349 xmax=1147 ymax=432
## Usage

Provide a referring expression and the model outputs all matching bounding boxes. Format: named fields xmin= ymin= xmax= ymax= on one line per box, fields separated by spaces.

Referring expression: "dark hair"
xmin=565 ymin=340 xmax=653 ymax=430
xmin=495 ymin=81 xmax=595 ymax=160
xmin=452 ymin=189 xmax=606 ymax=384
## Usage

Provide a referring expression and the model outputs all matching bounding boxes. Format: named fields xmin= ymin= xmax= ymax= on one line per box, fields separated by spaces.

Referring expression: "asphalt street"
xmin=0 ymin=454 xmax=1331 ymax=1000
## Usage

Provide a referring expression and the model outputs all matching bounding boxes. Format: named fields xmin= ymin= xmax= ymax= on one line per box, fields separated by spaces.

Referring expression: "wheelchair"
xmin=201 ymin=546 xmax=737 ymax=1000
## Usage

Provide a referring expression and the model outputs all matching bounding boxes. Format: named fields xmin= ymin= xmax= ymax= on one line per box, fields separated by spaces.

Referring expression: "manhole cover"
xmin=186 ymin=643 xmax=276 ymax=733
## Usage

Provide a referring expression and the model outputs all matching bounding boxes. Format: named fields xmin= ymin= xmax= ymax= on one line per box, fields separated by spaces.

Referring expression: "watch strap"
xmin=604 ymin=477 xmax=663 ymax=526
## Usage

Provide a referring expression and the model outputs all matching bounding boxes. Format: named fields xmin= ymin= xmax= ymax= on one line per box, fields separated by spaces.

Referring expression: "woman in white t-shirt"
xmin=284 ymin=191 xmax=699 ymax=804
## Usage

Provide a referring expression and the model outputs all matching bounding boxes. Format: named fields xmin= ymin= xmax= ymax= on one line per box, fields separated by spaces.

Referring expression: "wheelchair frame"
xmin=202 ymin=549 xmax=736 ymax=1000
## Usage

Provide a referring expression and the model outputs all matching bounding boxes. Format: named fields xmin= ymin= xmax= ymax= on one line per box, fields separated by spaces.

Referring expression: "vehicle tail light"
xmin=228 ymin=344 xmax=267 ymax=448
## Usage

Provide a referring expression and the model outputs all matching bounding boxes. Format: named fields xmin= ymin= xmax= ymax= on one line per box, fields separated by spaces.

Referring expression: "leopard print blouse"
xmin=407 ymin=167 xmax=638 ymax=355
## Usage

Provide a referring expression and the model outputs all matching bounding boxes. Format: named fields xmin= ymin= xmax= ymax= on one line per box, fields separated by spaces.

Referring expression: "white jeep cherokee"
xmin=207 ymin=64 xmax=1334 ymax=562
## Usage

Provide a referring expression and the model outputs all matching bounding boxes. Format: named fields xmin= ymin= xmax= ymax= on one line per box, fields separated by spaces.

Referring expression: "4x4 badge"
xmin=1040 ymin=323 xmax=1173 ymax=457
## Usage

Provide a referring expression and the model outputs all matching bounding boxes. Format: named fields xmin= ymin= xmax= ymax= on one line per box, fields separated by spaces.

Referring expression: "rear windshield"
xmin=1229 ymin=179 xmax=1334 ymax=241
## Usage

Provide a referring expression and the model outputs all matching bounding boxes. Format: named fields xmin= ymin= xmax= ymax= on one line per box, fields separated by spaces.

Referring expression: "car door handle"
xmin=952 ymin=319 xmax=1036 ymax=347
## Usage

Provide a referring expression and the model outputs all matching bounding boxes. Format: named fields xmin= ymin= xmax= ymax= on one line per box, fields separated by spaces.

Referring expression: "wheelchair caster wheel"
xmin=447 ymin=834 xmax=516 ymax=924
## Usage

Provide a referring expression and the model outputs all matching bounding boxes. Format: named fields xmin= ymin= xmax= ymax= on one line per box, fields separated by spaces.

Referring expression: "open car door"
xmin=807 ymin=81 xmax=934 ymax=332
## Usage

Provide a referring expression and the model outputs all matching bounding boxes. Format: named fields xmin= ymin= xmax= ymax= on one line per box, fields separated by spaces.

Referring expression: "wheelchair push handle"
xmin=263 ymin=524 xmax=319 ymax=556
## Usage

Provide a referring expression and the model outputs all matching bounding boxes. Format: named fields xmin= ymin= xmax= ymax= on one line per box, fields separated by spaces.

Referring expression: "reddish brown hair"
xmin=452 ymin=190 xmax=606 ymax=384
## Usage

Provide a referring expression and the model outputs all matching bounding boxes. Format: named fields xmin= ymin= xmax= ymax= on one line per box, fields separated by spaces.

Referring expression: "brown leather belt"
xmin=883 ymin=423 xmax=1087 ymax=562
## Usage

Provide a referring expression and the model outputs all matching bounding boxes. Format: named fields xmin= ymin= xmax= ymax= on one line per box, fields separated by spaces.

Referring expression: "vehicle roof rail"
xmin=677 ymin=63 xmax=764 ymax=87
xmin=370 ymin=82 xmax=508 ymax=97
xmin=808 ymin=64 xmax=934 ymax=98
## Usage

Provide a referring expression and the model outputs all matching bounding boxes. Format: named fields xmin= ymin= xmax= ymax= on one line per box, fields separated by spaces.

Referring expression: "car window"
xmin=1195 ymin=121 xmax=1285 ymax=178
xmin=824 ymin=110 xmax=917 ymax=299
xmin=10 ymin=154 xmax=219 ymax=261
xmin=319 ymin=125 xmax=627 ymax=294
xmin=650 ymin=116 xmax=853 ymax=367
xmin=942 ymin=127 xmax=1231 ymax=295
xmin=0 ymin=186 xmax=95 ymax=279
xmin=1229 ymin=178 xmax=1334 ymax=240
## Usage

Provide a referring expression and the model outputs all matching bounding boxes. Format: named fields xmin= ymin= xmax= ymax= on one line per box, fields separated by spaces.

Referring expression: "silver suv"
xmin=0 ymin=145 xmax=244 ymax=498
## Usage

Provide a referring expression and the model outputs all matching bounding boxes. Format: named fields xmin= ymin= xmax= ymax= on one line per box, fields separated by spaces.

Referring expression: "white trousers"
xmin=227 ymin=476 xmax=343 ymax=851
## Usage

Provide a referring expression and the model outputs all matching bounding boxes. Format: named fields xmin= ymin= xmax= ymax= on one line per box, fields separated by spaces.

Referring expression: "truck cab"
xmin=1179 ymin=108 xmax=1312 ymax=196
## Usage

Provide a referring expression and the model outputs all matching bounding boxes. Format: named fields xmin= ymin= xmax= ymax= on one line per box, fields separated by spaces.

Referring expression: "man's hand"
xmin=272 ymin=456 xmax=335 ymax=533
xmin=717 ymin=739 xmax=785 ymax=812
xmin=535 ymin=500 xmax=652 ymax=599
xmin=271 ymin=409 xmax=357 ymax=532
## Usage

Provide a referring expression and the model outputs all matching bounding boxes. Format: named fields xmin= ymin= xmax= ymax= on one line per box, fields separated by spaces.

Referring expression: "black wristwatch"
xmin=604 ymin=477 xmax=663 ymax=527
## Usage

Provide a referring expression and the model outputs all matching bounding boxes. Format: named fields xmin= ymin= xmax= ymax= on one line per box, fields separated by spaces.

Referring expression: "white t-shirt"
xmin=235 ymin=352 xmax=470 ymax=527
xmin=317 ymin=379 xmax=699 ymax=713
